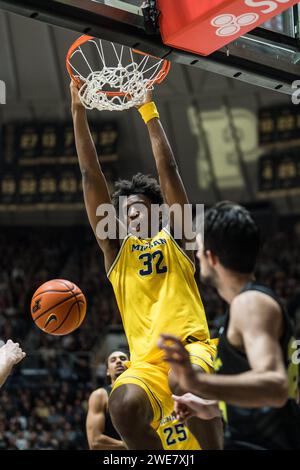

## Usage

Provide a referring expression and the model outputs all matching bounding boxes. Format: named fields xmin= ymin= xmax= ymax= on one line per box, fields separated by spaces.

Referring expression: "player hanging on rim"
xmin=70 ymin=81 xmax=223 ymax=450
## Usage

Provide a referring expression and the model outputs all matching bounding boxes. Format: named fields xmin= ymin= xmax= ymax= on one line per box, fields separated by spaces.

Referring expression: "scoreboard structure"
xmin=258 ymin=105 xmax=300 ymax=197
xmin=0 ymin=122 xmax=119 ymax=210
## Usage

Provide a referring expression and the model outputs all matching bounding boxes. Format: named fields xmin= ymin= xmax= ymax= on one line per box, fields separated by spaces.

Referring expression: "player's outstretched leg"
xmin=109 ymin=384 xmax=163 ymax=450
xmin=169 ymin=369 xmax=224 ymax=450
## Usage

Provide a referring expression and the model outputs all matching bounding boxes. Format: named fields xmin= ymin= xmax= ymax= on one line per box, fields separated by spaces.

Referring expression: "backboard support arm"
xmin=0 ymin=0 xmax=299 ymax=95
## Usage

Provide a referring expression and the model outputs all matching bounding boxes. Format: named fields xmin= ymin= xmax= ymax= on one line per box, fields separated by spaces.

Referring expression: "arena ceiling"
xmin=0 ymin=10 xmax=296 ymax=216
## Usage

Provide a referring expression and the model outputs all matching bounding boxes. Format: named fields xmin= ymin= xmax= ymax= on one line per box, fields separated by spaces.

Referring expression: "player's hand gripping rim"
xmin=70 ymin=78 xmax=86 ymax=112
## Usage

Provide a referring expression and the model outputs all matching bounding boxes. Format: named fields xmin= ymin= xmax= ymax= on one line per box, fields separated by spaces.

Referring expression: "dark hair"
xmin=112 ymin=173 xmax=163 ymax=209
xmin=204 ymin=201 xmax=260 ymax=274
xmin=106 ymin=350 xmax=129 ymax=367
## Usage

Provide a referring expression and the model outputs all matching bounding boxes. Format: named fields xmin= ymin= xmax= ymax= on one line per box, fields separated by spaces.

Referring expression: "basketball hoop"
xmin=66 ymin=35 xmax=170 ymax=112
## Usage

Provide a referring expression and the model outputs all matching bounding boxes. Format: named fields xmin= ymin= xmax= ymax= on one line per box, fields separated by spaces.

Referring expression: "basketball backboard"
xmin=90 ymin=0 xmax=299 ymax=39
xmin=261 ymin=8 xmax=296 ymax=37
xmin=63 ymin=0 xmax=145 ymax=26
xmin=0 ymin=0 xmax=300 ymax=95
xmin=90 ymin=0 xmax=143 ymax=16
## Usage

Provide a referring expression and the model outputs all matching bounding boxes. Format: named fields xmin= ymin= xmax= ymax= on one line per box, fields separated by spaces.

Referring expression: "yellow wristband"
xmin=138 ymin=101 xmax=159 ymax=124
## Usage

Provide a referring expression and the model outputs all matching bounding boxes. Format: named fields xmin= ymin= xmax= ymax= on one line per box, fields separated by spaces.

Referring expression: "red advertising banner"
xmin=158 ymin=0 xmax=298 ymax=56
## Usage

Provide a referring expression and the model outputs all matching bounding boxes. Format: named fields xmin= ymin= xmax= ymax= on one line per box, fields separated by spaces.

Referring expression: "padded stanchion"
xmin=157 ymin=0 xmax=299 ymax=56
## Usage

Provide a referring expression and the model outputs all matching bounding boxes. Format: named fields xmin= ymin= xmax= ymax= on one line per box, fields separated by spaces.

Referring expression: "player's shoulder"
xmin=231 ymin=288 xmax=282 ymax=328
xmin=232 ymin=288 xmax=281 ymax=312
xmin=88 ymin=388 xmax=109 ymax=408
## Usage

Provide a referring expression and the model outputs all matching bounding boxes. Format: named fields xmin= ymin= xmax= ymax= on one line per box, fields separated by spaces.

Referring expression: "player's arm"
xmin=86 ymin=389 xmax=127 ymax=450
xmin=0 ymin=340 xmax=26 ymax=388
xmin=70 ymin=81 xmax=120 ymax=272
xmin=159 ymin=293 xmax=289 ymax=408
xmin=139 ymin=93 xmax=193 ymax=254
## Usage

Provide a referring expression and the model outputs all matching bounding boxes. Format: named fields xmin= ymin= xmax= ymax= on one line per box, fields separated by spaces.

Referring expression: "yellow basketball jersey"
xmin=108 ymin=227 xmax=209 ymax=364
xmin=157 ymin=413 xmax=201 ymax=451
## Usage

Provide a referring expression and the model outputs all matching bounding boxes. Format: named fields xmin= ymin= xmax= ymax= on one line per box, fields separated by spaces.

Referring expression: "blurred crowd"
xmin=0 ymin=226 xmax=300 ymax=449
xmin=0 ymin=227 xmax=120 ymax=359
xmin=0 ymin=383 xmax=89 ymax=449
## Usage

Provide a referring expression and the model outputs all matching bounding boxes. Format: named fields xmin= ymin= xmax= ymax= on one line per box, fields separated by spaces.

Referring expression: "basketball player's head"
xmin=112 ymin=173 xmax=163 ymax=238
xmin=106 ymin=351 xmax=128 ymax=383
xmin=196 ymin=201 xmax=260 ymax=289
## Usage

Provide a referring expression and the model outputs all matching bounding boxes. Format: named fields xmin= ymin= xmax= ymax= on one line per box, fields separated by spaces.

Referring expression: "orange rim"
xmin=66 ymin=35 xmax=171 ymax=96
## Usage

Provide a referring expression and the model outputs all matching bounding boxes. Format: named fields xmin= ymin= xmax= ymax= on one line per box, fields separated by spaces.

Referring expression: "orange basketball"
xmin=31 ymin=279 xmax=87 ymax=336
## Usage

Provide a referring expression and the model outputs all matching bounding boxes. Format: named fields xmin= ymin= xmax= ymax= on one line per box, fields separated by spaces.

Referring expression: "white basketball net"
xmin=67 ymin=38 xmax=168 ymax=111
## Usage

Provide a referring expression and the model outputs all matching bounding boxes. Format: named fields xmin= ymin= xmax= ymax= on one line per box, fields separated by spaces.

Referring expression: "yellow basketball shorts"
xmin=111 ymin=339 xmax=218 ymax=430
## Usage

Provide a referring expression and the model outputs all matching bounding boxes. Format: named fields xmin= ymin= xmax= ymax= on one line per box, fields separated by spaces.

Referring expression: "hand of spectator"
xmin=172 ymin=393 xmax=221 ymax=422
xmin=0 ymin=339 xmax=26 ymax=388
